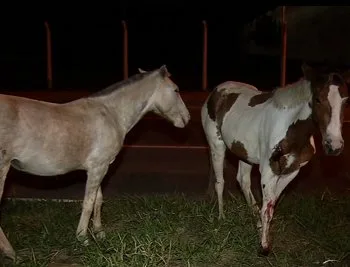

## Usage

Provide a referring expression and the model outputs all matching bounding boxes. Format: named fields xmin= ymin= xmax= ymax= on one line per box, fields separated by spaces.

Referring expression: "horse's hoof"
xmin=82 ymin=239 xmax=90 ymax=246
xmin=207 ymin=192 xmax=215 ymax=202
xmin=256 ymin=221 xmax=262 ymax=230
xmin=2 ymin=249 xmax=16 ymax=262
xmin=218 ymin=213 xmax=226 ymax=220
xmin=77 ymin=235 xmax=90 ymax=246
xmin=1 ymin=256 xmax=15 ymax=266
xmin=95 ymin=230 xmax=106 ymax=240
xmin=258 ymin=245 xmax=270 ymax=257
xmin=0 ymin=252 xmax=16 ymax=265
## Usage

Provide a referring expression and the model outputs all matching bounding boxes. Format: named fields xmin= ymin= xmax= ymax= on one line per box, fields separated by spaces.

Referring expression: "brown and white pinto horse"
xmin=201 ymin=64 xmax=349 ymax=255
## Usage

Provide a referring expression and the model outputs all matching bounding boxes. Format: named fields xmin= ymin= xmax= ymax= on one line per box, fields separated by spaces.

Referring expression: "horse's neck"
xmin=272 ymin=79 xmax=312 ymax=109
xmin=271 ymin=79 xmax=314 ymax=131
xmin=295 ymin=100 xmax=313 ymax=121
xmin=95 ymin=85 xmax=155 ymax=134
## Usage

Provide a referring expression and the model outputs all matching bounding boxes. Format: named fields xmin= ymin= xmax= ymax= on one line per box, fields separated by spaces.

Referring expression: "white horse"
xmin=201 ymin=64 xmax=349 ymax=254
xmin=0 ymin=65 xmax=190 ymax=260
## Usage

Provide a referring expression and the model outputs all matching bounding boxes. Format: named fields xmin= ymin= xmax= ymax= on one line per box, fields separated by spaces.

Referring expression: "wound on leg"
xmin=265 ymin=200 xmax=275 ymax=221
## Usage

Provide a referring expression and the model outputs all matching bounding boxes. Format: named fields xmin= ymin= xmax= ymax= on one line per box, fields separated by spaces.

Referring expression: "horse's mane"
xmin=271 ymin=78 xmax=312 ymax=109
xmin=90 ymin=71 xmax=153 ymax=97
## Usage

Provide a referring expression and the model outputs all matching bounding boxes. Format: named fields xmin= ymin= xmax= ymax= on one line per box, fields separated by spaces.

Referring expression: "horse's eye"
xmin=174 ymin=88 xmax=179 ymax=93
xmin=315 ymin=98 xmax=321 ymax=104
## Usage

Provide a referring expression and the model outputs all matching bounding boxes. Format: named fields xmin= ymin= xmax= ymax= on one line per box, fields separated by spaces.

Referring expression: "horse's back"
xmin=0 ymin=94 xmax=64 ymax=123
xmin=0 ymin=94 xmax=80 ymax=133
xmin=0 ymin=95 xmax=31 ymax=133
xmin=201 ymin=81 xmax=261 ymax=122
xmin=215 ymin=81 xmax=259 ymax=94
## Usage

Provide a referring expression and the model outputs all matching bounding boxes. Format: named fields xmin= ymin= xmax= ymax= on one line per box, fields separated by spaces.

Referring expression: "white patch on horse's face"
xmin=310 ymin=136 xmax=316 ymax=154
xmin=284 ymin=153 xmax=295 ymax=169
xmin=325 ymin=85 xmax=345 ymax=153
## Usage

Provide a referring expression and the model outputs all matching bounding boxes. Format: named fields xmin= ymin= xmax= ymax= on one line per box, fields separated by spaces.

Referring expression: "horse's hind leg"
xmin=92 ymin=186 xmax=105 ymax=240
xmin=205 ymin=129 xmax=226 ymax=220
xmin=76 ymin=165 xmax=108 ymax=245
xmin=0 ymin=162 xmax=15 ymax=260
xmin=206 ymin=155 xmax=216 ymax=200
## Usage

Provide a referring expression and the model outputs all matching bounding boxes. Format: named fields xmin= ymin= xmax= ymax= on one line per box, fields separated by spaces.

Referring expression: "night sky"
xmin=0 ymin=4 xmax=282 ymax=92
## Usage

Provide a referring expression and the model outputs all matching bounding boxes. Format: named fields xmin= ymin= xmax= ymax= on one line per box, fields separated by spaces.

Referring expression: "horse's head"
xmin=302 ymin=63 xmax=350 ymax=156
xmin=139 ymin=65 xmax=190 ymax=128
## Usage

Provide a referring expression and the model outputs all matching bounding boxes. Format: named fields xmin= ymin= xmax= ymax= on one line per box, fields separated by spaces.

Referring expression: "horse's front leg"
xmin=0 ymin=161 xmax=15 ymax=260
xmin=259 ymin=165 xmax=299 ymax=256
xmin=92 ymin=186 xmax=105 ymax=240
xmin=236 ymin=161 xmax=259 ymax=215
xmin=76 ymin=165 xmax=108 ymax=245
xmin=0 ymin=225 xmax=15 ymax=261
xmin=0 ymin=162 xmax=15 ymax=261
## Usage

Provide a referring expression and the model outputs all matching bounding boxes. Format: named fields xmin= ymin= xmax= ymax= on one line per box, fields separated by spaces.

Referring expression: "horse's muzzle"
xmin=175 ymin=112 xmax=190 ymax=128
xmin=324 ymin=139 xmax=344 ymax=156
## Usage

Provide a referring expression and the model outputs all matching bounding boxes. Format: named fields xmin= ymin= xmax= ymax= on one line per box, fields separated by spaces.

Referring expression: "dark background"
xmin=0 ymin=4 xmax=304 ymax=92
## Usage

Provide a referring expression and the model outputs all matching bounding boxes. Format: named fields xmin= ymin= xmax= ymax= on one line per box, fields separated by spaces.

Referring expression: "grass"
xmin=0 ymin=192 xmax=350 ymax=266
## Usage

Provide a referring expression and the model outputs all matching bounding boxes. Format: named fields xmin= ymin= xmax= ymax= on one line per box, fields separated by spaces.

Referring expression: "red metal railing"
xmin=43 ymin=21 xmax=209 ymax=91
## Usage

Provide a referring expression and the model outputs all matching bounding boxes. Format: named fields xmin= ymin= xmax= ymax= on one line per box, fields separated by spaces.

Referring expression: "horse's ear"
xmin=341 ymin=70 xmax=350 ymax=84
xmin=301 ymin=62 xmax=316 ymax=81
xmin=138 ymin=68 xmax=147 ymax=74
xmin=159 ymin=65 xmax=171 ymax=77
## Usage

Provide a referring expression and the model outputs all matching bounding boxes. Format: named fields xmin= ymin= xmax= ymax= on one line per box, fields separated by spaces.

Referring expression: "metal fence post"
xmin=280 ymin=6 xmax=287 ymax=87
xmin=122 ymin=20 xmax=129 ymax=80
xmin=202 ymin=21 xmax=208 ymax=91
xmin=44 ymin=21 xmax=53 ymax=89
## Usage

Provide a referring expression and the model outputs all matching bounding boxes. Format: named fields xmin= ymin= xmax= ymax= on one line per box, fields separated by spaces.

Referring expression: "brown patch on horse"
xmin=248 ymin=92 xmax=273 ymax=107
xmin=207 ymin=89 xmax=240 ymax=131
xmin=216 ymin=93 xmax=240 ymax=129
xmin=207 ymin=89 xmax=221 ymax=122
xmin=230 ymin=140 xmax=248 ymax=161
xmin=269 ymin=117 xmax=315 ymax=175
xmin=207 ymin=89 xmax=240 ymax=140
xmin=311 ymin=80 xmax=331 ymax=134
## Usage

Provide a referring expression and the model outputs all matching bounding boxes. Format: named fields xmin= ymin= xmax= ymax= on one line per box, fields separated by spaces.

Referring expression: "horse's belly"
xmin=11 ymin=157 xmax=80 ymax=176
xmin=222 ymin=130 xmax=260 ymax=164
xmin=221 ymin=110 xmax=261 ymax=164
